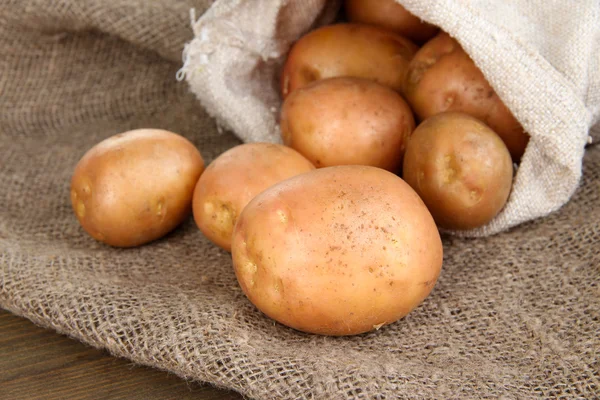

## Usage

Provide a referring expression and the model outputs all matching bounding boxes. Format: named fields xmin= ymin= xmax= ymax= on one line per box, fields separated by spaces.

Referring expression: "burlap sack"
xmin=1 ymin=0 xmax=599 ymax=399
xmin=180 ymin=0 xmax=600 ymax=237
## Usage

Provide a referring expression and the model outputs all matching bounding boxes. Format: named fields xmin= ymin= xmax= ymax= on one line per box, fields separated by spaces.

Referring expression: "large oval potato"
xmin=280 ymin=23 xmax=418 ymax=98
xmin=404 ymin=32 xmax=529 ymax=161
xmin=345 ymin=0 xmax=439 ymax=44
xmin=231 ymin=165 xmax=443 ymax=336
xmin=70 ymin=129 xmax=205 ymax=247
xmin=402 ymin=112 xmax=514 ymax=230
xmin=192 ymin=143 xmax=315 ymax=252
xmin=280 ymin=77 xmax=415 ymax=171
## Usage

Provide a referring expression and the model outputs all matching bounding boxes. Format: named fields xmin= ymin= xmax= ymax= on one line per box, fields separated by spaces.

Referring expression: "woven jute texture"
xmin=181 ymin=0 xmax=600 ymax=237
xmin=1 ymin=0 xmax=599 ymax=399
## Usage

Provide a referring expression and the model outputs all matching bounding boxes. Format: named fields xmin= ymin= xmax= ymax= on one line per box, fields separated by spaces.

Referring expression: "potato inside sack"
xmin=70 ymin=129 xmax=205 ymax=247
xmin=192 ymin=143 xmax=315 ymax=252
xmin=231 ymin=165 xmax=443 ymax=336
xmin=280 ymin=23 xmax=418 ymax=98
xmin=280 ymin=77 xmax=415 ymax=171
xmin=344 ymin=0 xmax=439 ymax=44
xmin=402 ymin=112 xmax=514 ymax=231
xmin=404 ymin=32 xmax=529 ymax=161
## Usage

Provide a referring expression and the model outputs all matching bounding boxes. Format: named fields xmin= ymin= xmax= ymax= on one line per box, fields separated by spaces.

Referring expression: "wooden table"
xmin=0 ymin=309 xmax=244 ymax=400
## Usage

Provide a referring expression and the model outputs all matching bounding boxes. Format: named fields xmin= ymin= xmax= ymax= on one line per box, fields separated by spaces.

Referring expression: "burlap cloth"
xmin=1 ymin=1 xmax=599 ymax=399
xmin=180 ymin=0 xmax=600 ymax=237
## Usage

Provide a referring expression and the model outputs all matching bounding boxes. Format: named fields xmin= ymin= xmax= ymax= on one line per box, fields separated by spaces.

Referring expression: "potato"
xmin=280 ymin=77 xmax=415 ymax=171
xmin=231 ymin=165 xmax=443 ymax=336
xmin=280 ymin=23 xmax=418 ymax=98
xmin=192 ymin=143 xmax=315 ymax=252
xmin=404 ymin=32 xmax=529 ymax=161
xmin=70 ymin=129 xmax=204 ymax=247
xmin=402 ymin=112 xmax=513 ymax=230
xmin=345 ymin=0 xmax=439 ymax=44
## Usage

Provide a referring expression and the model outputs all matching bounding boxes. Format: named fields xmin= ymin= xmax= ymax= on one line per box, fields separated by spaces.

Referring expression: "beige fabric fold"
xmin=180 ymin=0 xmax=600 ymax=236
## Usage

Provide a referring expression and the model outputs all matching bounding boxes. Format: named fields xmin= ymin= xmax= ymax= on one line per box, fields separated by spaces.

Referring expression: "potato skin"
xmin=70 ymin=129 xmax=205 ymax=247
xmin=280 ymin=23 xmax=418 ymax=98
xmin=402 ymin=112 xmax=513 ymax=230
xmin=192 ymin=143 xmax=315 ymax=252
xmin=345 ymin=0 xmax=438 ymax=44
xmin=404 ymin=32 xmax=529 ymax=161
xmin=280 ymin=77 xmax=415 ymax=171
xmin=231 ymin=165 xmax=443 ymax=336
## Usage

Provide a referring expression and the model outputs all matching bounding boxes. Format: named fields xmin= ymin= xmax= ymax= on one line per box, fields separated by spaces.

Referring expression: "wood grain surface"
xmin=0 ymin=309 xmax=244 ymax=400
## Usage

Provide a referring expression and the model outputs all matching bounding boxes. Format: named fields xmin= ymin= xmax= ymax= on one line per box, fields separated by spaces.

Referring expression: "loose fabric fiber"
xmin=1 ymin=0 xmax=599 ymax=399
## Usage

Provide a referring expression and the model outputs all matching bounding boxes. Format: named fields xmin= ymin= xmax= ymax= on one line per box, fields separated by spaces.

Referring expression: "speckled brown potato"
xmin=70 ymin=129 xmax=205 ymax=247
xmin=402 ymin=112 xmax=514 ymax=230
xmin=404 ymin=32 xmax=529 ymax=161
xmin=345 ymin=0 xmax=439 ymax=44
xmin=280 ymin=23 xmax=418 ymax=98
xmin=280 ymin=77 xmax=415 ymax=171
xmin=192 ymin=143 xmax=315 ymax=252
xmin=231 ymin=165 xmax=443 ymax=336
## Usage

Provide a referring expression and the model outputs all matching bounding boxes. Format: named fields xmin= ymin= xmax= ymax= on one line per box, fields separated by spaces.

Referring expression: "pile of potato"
xmin=71 ymin=0 xmax=528 ymax=336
